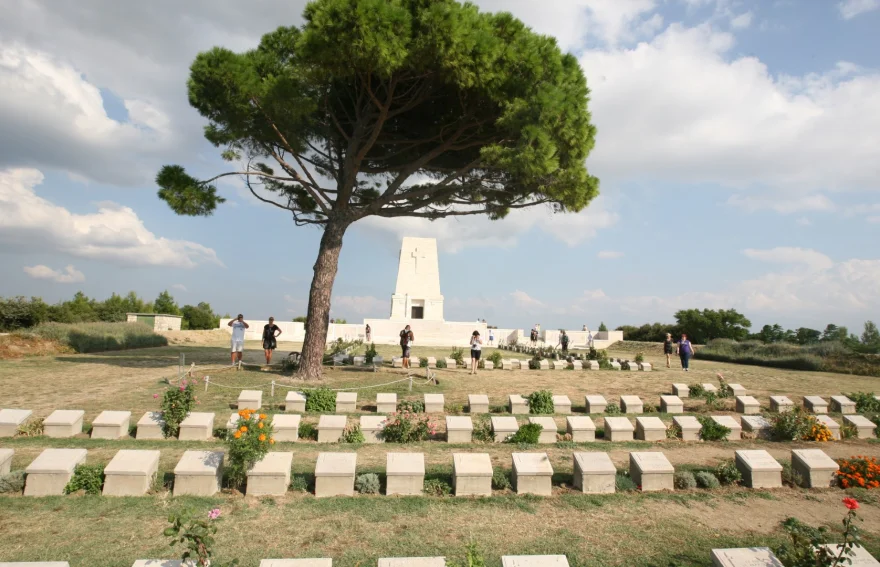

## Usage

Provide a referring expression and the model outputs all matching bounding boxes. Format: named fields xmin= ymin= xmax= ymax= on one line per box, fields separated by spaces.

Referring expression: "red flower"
xmin=843 ymin=497 xmax=860 ymax=510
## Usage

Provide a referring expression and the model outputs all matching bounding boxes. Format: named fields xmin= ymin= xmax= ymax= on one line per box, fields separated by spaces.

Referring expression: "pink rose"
xmin=153 ymin=394 xmax=159 ymax=399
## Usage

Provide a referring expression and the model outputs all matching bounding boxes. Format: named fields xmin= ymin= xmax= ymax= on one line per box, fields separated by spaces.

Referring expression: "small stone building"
xmin=126 ymin=313 xmax=182 ymax=331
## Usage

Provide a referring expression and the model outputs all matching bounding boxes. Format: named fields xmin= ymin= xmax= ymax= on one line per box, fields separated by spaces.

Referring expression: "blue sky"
xmin=0 ymin=0 xmax=878 ymax=333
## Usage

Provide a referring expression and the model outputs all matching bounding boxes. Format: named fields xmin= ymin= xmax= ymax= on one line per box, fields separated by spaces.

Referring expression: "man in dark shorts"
xmin=399 ymin=325 xmax=414 ymax=368
xmin=559 ymin=330 xmax=570 ymax=353
xmin=262 ymin=317 xmax=282 ymax=365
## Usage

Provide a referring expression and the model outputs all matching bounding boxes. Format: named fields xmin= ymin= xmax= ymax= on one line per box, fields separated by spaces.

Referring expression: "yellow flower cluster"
xmin=805 ymin=418 xmax=833 ymax=442
xmin=232 ymin=409 xmax=274 ymax=444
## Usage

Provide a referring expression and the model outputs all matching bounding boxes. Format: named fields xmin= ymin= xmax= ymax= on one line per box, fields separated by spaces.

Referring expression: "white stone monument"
xmin=390 ymin=237 xmax=445 ymax=321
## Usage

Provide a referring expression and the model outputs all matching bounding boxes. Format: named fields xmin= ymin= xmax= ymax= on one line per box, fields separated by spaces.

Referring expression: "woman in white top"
xmin=470 ymin=330 xmax=482 ymax=375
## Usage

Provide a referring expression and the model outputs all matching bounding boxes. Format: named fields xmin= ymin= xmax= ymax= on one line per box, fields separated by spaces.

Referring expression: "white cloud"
xmin=742 ymin=247 xmax=834 ymax=271
xmin=730 ymin=11 xmax=753 ymax=29
xmin=331 ymin=295 xmax=387 ymax=317
xmin=597 ymin=250 xmax=624 ymax=259
xmin=171 ymin=284 xmax=187 ymax=292
xmin=726 ymin=194 xmax=837 ymax=214
xmin=838 ymin=0 xmax=880 ymax=19
xmin=0 ymin=168 xmax=222 ymax=268
xmin=510 ymin=290 xmax=546 ymax=310
xmin=23 ymin=264 xmax=84 ymax=283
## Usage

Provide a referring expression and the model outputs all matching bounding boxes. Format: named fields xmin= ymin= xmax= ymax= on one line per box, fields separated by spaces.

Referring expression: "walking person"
xmin=663 ymin=333 xmax=675 ymax=368
xmin=365 ymin=324 xmax=372 ymax=343
xmin=488 ymin=328 xmax=495 ymax=347
xmin=262 ymin=317 xmax=282 ymax=365
xmin=676 ymin=333 xmax=695 ymax=371
xmin=530 ymin=327 xmax=538 ymax=346
xmin=399 ymin=325 xmax=414 ymax=369
xmin=227 ymin=314 xmax=249 ymax=366
xmin=469 ymin=330 xmax=482 ymax=375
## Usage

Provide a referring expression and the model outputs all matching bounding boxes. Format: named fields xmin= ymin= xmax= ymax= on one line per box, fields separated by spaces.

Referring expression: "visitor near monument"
xmin=262 ymin=317 xmax=281 ymax=365
xmin=530 ymin=327 xmax=538 ymax=346
xmin=469 ymin=330 xmax=482 ymax=375
xmin=227 ymin=314 xmax=249 ymax=365
xmin=664 ymin=333 xmax=675 ymax=368
xmin=365 ymin=324 xmax=371 ymax=342
xmin=488 ymin=329 xmax=495 ymax=347
xmin=399 ymin=325 xmax=414 ymax=368
xmin=559 ymin=331 xmax=570 ymax=353
xmin=677 ymin=333 xmax=695 ymax=371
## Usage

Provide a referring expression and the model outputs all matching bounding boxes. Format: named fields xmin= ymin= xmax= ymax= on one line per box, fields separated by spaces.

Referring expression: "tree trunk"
xmin=296 ymin=219 xmax=349 ymax=379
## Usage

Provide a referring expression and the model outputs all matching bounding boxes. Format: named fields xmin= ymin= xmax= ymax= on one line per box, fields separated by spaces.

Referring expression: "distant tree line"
xmin=616 ymin=308 xmax=880 ymax=354
xmin=0 ymin=291 xmax=224 ymax=332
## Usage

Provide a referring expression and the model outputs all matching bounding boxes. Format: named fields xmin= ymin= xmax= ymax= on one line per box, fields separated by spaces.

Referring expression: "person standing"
xmin=530 ymin=327 xmax=538 ymax=346
xmin=365 ymin=324 xmax=372 ymax=343
xmin=262 ymin=317 xmax=282 ymax=365
xmin=559 ymin=330 xmax=570 ymax=353
xmin=663 ymin=333 xmax=675 ymax=368
xmin=399 ymin=325 xmax=414 ymax=369
xmin=488 ymin=328 xmax=495 ymax=347
xmin=469 ymin=330 xmax=482 ymax=375
xmin=676 ymin=333 xmax=695 ymax=371
xmin=227 ymin=314 xmax=249 ymax=365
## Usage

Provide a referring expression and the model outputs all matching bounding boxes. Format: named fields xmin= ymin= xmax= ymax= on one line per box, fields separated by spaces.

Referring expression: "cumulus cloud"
xmin=330 ymin=295 xmax=388 ymax=317
xmin=23 ymin=264 xmax=85 ymax=283
xmin=597 ymin=250 xmax=624 ymax=259
xmin=0 ymin=168 xmax=222 ymax=268
xmin=742 ymin=247 xmax=834 ymax=271
xmin=729 ymin=11 xmax=753 ymax=29
xmin=838 ymin=0 xmax=880 ymax=19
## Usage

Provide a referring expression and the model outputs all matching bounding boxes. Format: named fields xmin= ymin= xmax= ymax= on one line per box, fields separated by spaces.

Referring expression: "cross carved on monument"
xmin=411 ymin=248 xmax=427 ymax=274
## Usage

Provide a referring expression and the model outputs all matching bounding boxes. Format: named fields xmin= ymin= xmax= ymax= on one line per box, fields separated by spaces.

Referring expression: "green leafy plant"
xmin=424 ymin=478 xmax=452 ymax=496
xmin=419 ymin=357 xmax=429 ymax=368
xmin=450 ymin=347 xmax=465 ymax=366
xmin=398 ymin=400 xmax=425 ymax=413
xmin=447 ymin=541 xmax=487 ymax=567
xmin=492 ymin=468 xmax=511 ymax=490
xmin=164 ymin=509 xmax=238 ymax=567
xmin=436 ymin=358 xmax=448 ymax=369
xmin=0 ymin=470 xmax=25 ymax=494
xmin=381 ymin=410 xmax=438 ymax=443
xmin=298 ymin=422 xmax=317 ymax=441
xmin=355 ymin=473 xmax=380 ymax=494
xmin=643 ymin=404 xmax=657 ymax=413
xmin=847 ymin=392 xmax=880 ymax=414
xmin=365 ymin=342 xmax=378 ymax=364
xmin=772 ymin=407 xmax=817 ymax=441
xmin=506 ymin=423 xmax=543 ymax=444
xmin=604 ymin=403 xmax=622 ymax=415
xmin=526 ymin=390 xmax=554 ymax=414
xmin=16 ymin=416 xmax=44 ymax=437
xmin=289 ymin=475 xmax=309 ymax=492
xmin=487 ymin=351 xmax=503 ymax=367
xmin=697 ymin=416 xmax=731 ymax=441
xmin=64 ymin=464 xmax=104 ymax=495
xmin=674 ymin=470 xmax=697 ymax=489
xmin=160 ymin=379 xmax=197 ymax=438
xmin=472 ymin=417 xmax=494 ymax=443
xmin=694 ymin=471 xmax=721 ymax=489
xmin=225 ymin=409 xmax=274 ymax=490
xmin=667 ymin=422 xmax=682 ymax=439
xmin=715 ymin=460 xmax=742 ymax=486
xmin=615 ymin=471 xmax=638 ymax=492
xmin=703 ymin=392 xmax=723 ymax=410
xmin=304 ymin=388 xmax=336 ymax=413
xmin=342 ymin=423 xmax=365 ymax=444
xmin=634 ymin=352 xmax=645 ymax=364
xmin=774 ymin=498 xmax=862 ymax=567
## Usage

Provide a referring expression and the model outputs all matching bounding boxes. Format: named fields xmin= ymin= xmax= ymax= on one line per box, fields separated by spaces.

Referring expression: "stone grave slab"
xmin=548 ymin=360 xmax=563 ymax=370
xmin=816 ymin=545 xmax=880 ymax=567
xmin=735 ymin=450 xmax=782 ymax=488
xmin=620 ymin=396 xmax=643 ymax=414
xmin=373 ymin=356 xmax=384 ymax=366
xmin=272 ymin=414 xmax=301 ymax=442
xmin=635 ymin=417 xmax=667 ymax=441
xmin=103 ymin=449 xmax=160 ymax=496
xmin=603 ymin=417 xmax=634 ymax=442
xmin=791 ymin=449 xmax=839 ymax=488
xmin=360 ymin=416 xmax=386 ymax=443
xmin=317 ymin=415 xmax=346 ymax=443
xmin=672 ymin=384 xmax=689 ymax=398
xmin=816 ymin=415 xmax=841 ymax=440
xmin=660 ymin=395 xmax=683 ymax=414
xmin=468 ymin=394 xmax=489 ymax=414
xmin=639 ymin=362 xmax=653 ymax=371
xmin=831 ymin=395 xmax=856 ymax=414
xmin=769 ymin=396 xmax=794 ymax=413
xmin=537 ymin=360 xmax=550 ymax=370
xmin=336 ymin=392 xmax=357 ymax=413
xmin=610 ymin=361 xmax=621 ymax=370
xmin=24 ymin=449 xmax=88 ymax=496
xmin=566 ymin=416 xmax=596 ymax=442
xmin=844 ymin=415 xmax=876 ymax=439
xmin=44 ymin=410 xmax=85 ymax=438
xmin=585 ymin=395 xmax=607 ymax=414
xmin=445 ymin=416 xmax=473 ymax=443
xmin=804 ymin=396 xmax=828 ymax=414
xmin=424 ymin=394 xmax=444 ymax=413
xmin=376 ymin=393 xmax=397 ymax=414
xmin=741 ymin=416 xmax=773 ymax=440
xmin=353 ymin=356 xmax=366 ymax=367
xmin=247 ymin=452 xmax=293 ymax=496
xmin=511 ymin=453 xmax=553 ymax=495
xmin=178 ymin=412 xmax=214 ymax=441
xmin=711 ymin=548 xmax=784 ymax=567
xmin=482 ymin=360 xmax=495 ymax=370
xmin=285 ymin=391 xmax=306 ymax=412
xmin=0 ymin=563 xmax=72 ymax=567
xmin=516 ymin=359 xmax=529 ymax=370
xmin=673 ymin=416 xmax=702 ymax=441
xmin=501 ymin=557 xmax=569 ymax=567
xmin=131 ymin=560 xmax=184 ymax=566
xmin=426 ymin=357 xmax=437 ymax=368
xmin=630 ymin=451 xmax=674 ymax=491
xmin=378 ymin=558 xmax=445 ymax=567
xmin=571 ymin=360 xmax=583 ymax=370
xmin=529 ymin=417 xmax=558 ymax=444
xmin=711 ymin=416 xmax=742 ymax=440
xmin=91 ymin=410 xmax=131 ymax=440
xmin=173 ymin=451 xmax=224 ymax=496
xmin=573 ymin=452 xmax=615 ymax=494
xmin=702 ymin=384 xmax=719 ymax=394
xmin=392 ymin=357 xmax=404 ymax=368
xmin=238 ymin=390 xmax=262 ymax=410
xmin=492 ymin=416 xmax=519 ymax=442
xmin=314 ymin=452 xmax=356 ymax=497
xmin=259 ymin=560 xmax=333 ymax=567
xmin=727 ymin=384 xmax=747 ymax=396
xmin=409 ymin=356 xmax=420 ymax=367
xmin=386 ymin=453 xmax=425 ymax=496
xmin=509 ymin=395 xmax=528 ymax=415
xmin=0 ymin=448 xmax=12 ymax=476
xmin=552 ymin=395 xmax=572 ymax=414
xmin=735 ymin=396 xmax=760 ymax=415
xmin=452 ymin=453 xmax=492 ymax=496
xmin=225 ymin=412 xmax=241 ymax=432
xmin=584 ymin=360 xmax=600 ymax=370
xmin=0 ymin=408 xmax=33 ymax=437
xmin=136 ymin=412 xmax=165 ymax=440
xmin=444 ymin=358 xmax=457 ymax=368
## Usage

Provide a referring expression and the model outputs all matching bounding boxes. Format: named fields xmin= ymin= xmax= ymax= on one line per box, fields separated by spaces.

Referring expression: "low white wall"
xmin=154 ymin=315 xmax=182 ymax=331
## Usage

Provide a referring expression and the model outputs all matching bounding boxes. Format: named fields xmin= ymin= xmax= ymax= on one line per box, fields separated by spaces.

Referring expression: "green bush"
xmin=697 ymin=416 xmax=730 ymax=441
xmin=365 ymin=342 xmax=378 ymax=364
xmin=342 ymin=424 xmax=365 ymax=444
xmin=604 ymin=403 xmax=622 ymax=415
xmin=398 ymin=400 xmax=425 ymax=413
xmin=447 ymin=542 xmax=487 ymax=567
xmin=615 ymin=472 xmax=637 ymax=492
xmin=487 ymin=351 xmax=503 ymax=367
xmin=289 ymin=475 xmax=309 ymax=492
xmin=305 ymin=388 xmax=336 ymax=413
xmin=450 ymin=347 xmax=465 ymax=366
xmin=24 ymin=321 xmax=168 ymax=353
xmin=225 ymin=410 xmax=274 ymax=490
xmin=526 ymin=390 xmax=554 ymax=414
xmin=694 ymin=471 xmax=721 ymax=489
xmin=424 ymin=478 xmax=452 ymax=496
xmin=674 ymin=471 xmax=697 ymax=489
xmin=771 ymin=407 xmax=814 ymax=441
xmin=688 ymin=383 xmax=706 ymax=398
xmin=506 ymin=423 xmax=542 ymax=444
xmin=492 ymin=468 xmax=511 ymax=490
xmin=355 ymin=473 xmax=380 ymax=494
xmin=0 ymin=470 xmax=25 ymax=493
xmin=419 ymin=357 xmax=429 ymax=368
xmin=847 ymin=392 xmax=880 ymax=413
xmin=472 ymin=417 xmax=494 ymax=443
xmin=436 ymin=359 xmax=448 ymax=369
xmin=298 ymin=422 xmax=317 ymax=441
xmin=714 ymin=460 xmax=742 ymax=485
xmin=634 ymin=352 xmax=644 ymax=364
xmin=382 ymin=412 xmax=436 ymax=443
xmin=643 ymin=404 xmax=657 ymax=413
xmin=160 ymin=380 xmax=197 ymax=438
xmin=64 ymin=464 xmax=104 ymax=495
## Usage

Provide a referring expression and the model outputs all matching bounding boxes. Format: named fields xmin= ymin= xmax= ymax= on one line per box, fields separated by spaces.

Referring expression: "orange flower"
xmin=259 ymin=434 xmax=266 ymax=441
xmin=233 ymin=431 xmax=242 ymax=439
xmin=260 ymin=413 xmax=267 ymax=419
xmin=240 ymin=425 xmax=248 ymax=432
xmin=269 ymin=438 xmax=275 ymax=445
xmin=238 ymin=410 xmax=247 ymax=417
xmin=258 ymin=422 xmax=264 ymax=429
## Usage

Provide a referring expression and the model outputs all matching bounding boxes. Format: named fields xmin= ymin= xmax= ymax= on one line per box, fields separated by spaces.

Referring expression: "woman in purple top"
xmin=676 ymin=333 xmax=695 ymax=371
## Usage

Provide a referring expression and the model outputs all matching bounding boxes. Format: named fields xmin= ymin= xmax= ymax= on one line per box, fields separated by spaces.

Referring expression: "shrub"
xmin=17 ymin=417 xmax=44 ymax=437
xmin=667 ymin=422 xmax=682 ymax=439
xmin=365 ymin=343 xmax=378 ymax=364
xmin=382 ymin=411 xmax=437 ymax=443
xmin=26 ymin=321 xmax=168 ymax=353
xmin=304 ymin=388 xmax=336 ymax=413
xmin=472 ymin=417 xmax=494 ymax=443
xmin=703 ymin=392 xmax=723 ymax=411
xmin=424 ymin=478 xmax=452 ymax=496
xmin=643 ymin=404 xmax=657 ymax=413
xmin=615 ymin=472 xmax=638 ymax=492
xmin=355 ymin=473 xmax=380 ymax=494
xmin=436 ymin=358 xmax=448 ymax=369
xmin=715 ymin=460 xmax=742 ymax=485
xmin=342 ymin=424 xmax=365 ymax=444
xmin=398 ymin=400 xmax=425 ymax=413
xmin=806 ymin=421 xmax=834 ymax=442
xmin=837 ymin=456 xmax=880 ymax=489
xmin=160 ymin=379 xmax=197 ymax=438
xmin=298 ymin=422 xmax=317 ymax=441
xmin=688 ymin=384 xmax=706 ymax=398
xmin=450 ymin=347 xmax=465 ymax=366
xmin=694 ymin=471 xmax=721 ymax=489
xmin=526 ymin=390 xmax=554 ymax=414
xmin=774 ymin=500 xmax=863 ymax=567
xmin=634 ymin=352 xmax=644 ymax=364
xmin=772 ymin=407 xmax=817 ymax=441
xmin=0 ymin=470 xmax=26 ymax=493
xmin=64 ymin=464 xmax=104 ymax=495
xmin=604 ymin=403 xmax=622 ymax=415
xmin=225 ymin=409 xmax=274 ymax=490
xmin=697 ymin=416 xmax=730 ymax=441
xmin=447 ymin=542 xmax=487 ymax=567
xmin=674 ymin=470 xmax=697 ymax=489
xmin=289 ymin=475 xmax=309 ymax=492
xmin=419 ymin=357 xmax=428 ymax=368
xmin=164 ymin=509 xmax=235 ymax=567
xmin=492 ymin=468 xmax=511 ymax=490
xmin=847 ymin=392 xmax=880 ymax=414
xmin=487 ymin=351 xmax=503 ymax=367
xmin=506 ymin=423 xmax=542 ymax=444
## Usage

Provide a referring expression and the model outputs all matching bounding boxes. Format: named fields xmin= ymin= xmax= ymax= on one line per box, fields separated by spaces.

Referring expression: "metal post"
xmin=205 ymin=376 xmax=210 ymax=392
xmin=271 ymin=381 xmax=275 ymax=398
xmin=409 ymin=375 xmax=413 ymax=392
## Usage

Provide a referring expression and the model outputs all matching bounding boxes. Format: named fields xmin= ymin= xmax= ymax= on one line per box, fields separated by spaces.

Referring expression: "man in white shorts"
xmin=227 ymin=314 xmax=249 ymax=365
